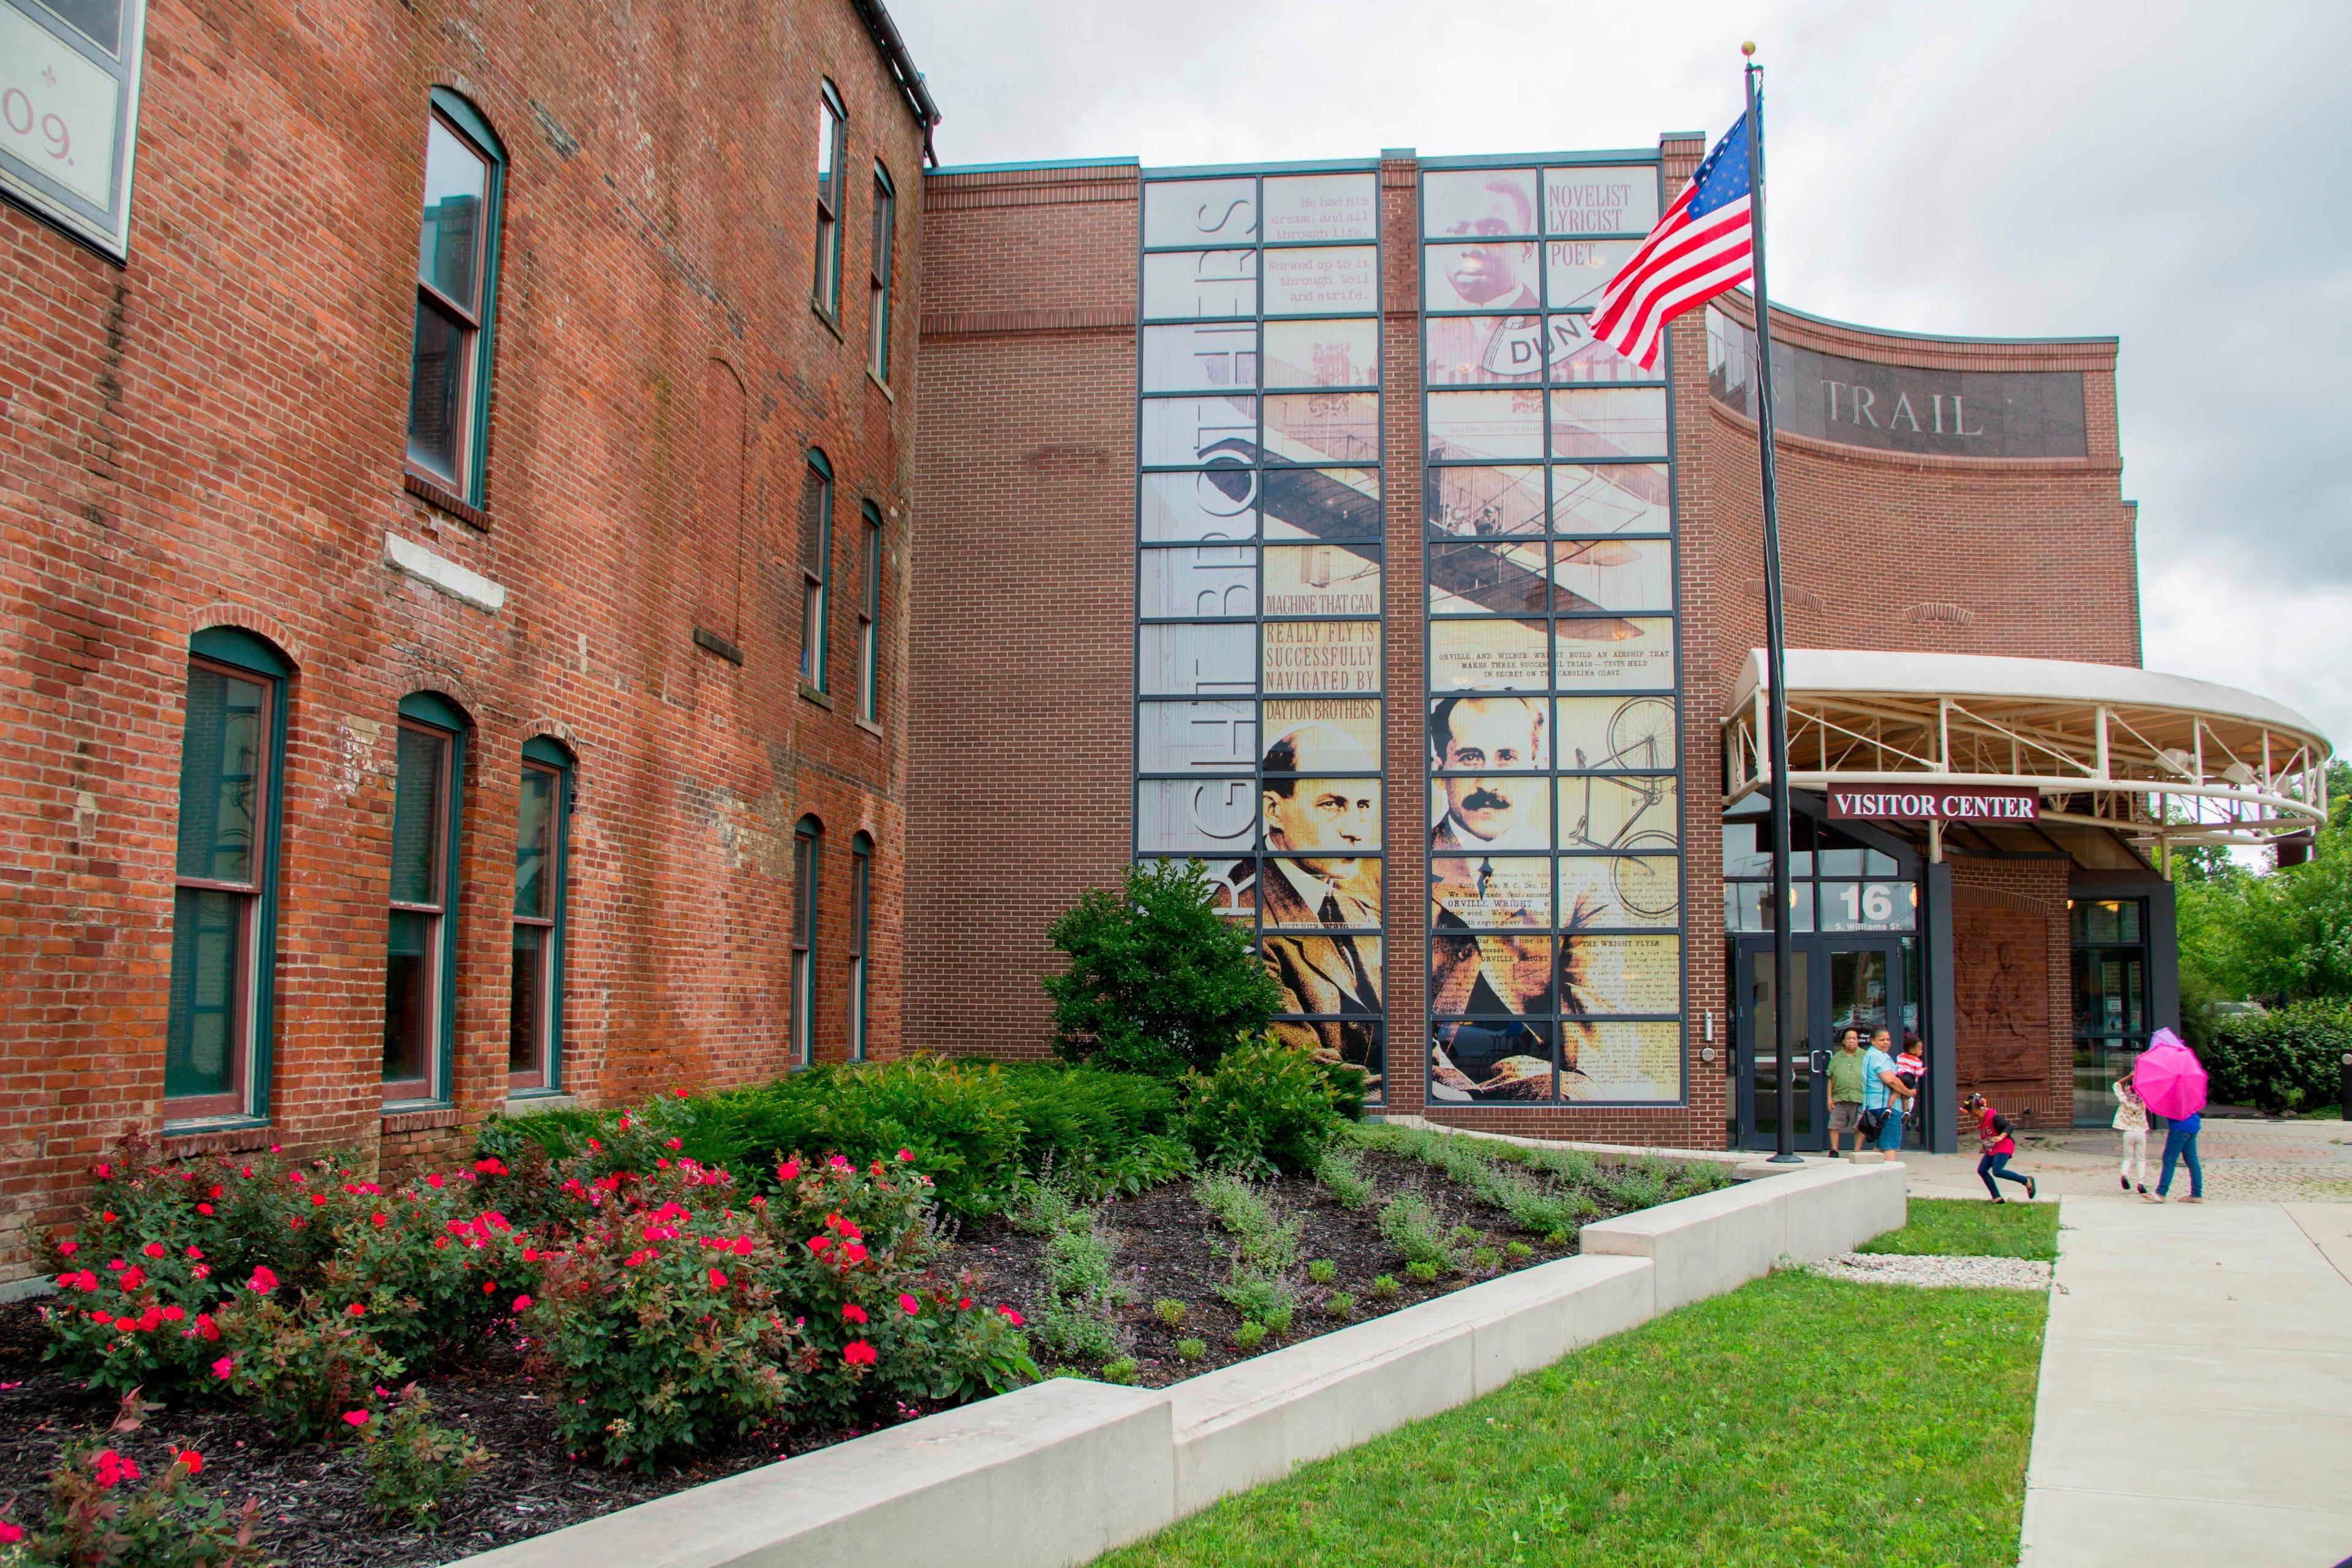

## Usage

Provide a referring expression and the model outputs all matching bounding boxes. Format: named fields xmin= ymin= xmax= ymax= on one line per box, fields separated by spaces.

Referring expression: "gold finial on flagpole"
xmin=1741 ymin=40 xmax=1757 ymax=56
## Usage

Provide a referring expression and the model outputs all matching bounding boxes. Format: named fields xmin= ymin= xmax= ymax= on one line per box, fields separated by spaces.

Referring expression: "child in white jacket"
xmin=2113 ymin=1074 xmax=2150 ymax=1196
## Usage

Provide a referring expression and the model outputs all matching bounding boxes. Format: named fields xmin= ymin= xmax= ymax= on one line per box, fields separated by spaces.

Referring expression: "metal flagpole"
xmin=1743 ymin=45 xmax=1803 ymax=1164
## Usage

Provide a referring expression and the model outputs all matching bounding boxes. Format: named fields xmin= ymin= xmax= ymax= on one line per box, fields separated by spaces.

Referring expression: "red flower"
xmin=482 ymin=1280 xmax=496 ymax=1295
xmin=184 ymin=1245 xmax=204 ymax=1259
xmin=666 ymin=1138 xmax=684 ymax=1151
xmin=212 ymin=1354 xmax=235 ymax=1379
xmin=247 ymin=1265 xmax=279 ymax=1294
xmin=191 ymin=1264 xmax=210 ymax=1280
xmin=141 ymin=1241 xmax=164 ymax=1259
xmin=311 ymin=1193 xmax=328 ymax=1207
xmin=58 ymin=1240 xmax=78 ymax=1256
xmin=176 ymin=1449 xmax=203 ymax=1476
xmin=426 ymin=1174 xmax=445 ymax=1189
xmin=513 ymin=1295 xmax=533 ymax=1312
xmin=841 ymin=1242 xmax=869 ymax=1265
xmin=776 ymin=1159 xmax=802 ymax=1182
xmin=113 ymin=1315 xmax=137 ymax=1331
xmin=897 ymin=1148 xmax=914 ymax=1162
xmin=709 ymin=1268 xmax=728 ymax=1290
xmin=209 ymin=1185 xmax=224 ymax=1199
xmin=92 ymin=1450 xmax=140 ymax=1489
xmin=827 ymin=1155 xmax=851 ymax=1170
xmin=998 ymin=1306 xmax=1025 ymax=1327
xmin=347 ymin=1302 xmax=367 ymax=1316
xmin=586 ymin=1137 xmax=603 ymax=1152
xmin=0 ymin=1522 xmax=21 ymax=1544
xmin=196 ymin=1203 xmax=214 ymax=1215
xmin=841 ymin=1303 xmax=868 ymax=1324
xmin=137 ymin=1307 xmax=163 ymax=1332
xmin=107 ymin=1259 xmax=126 ymax=1271
xmin=119 ymin=1265 xmax=146 ymax=1290
xmin=957 ymin=1297 xmax=972 ymax=1311
xmin=342 ymin=1410 xmax=370 ymax=1428
xmin=899 ymin=1293 xmax=921 ymax=1316
xmin=807 ymin=1236 xmax=832 ymax=1254
xmin=196 ymin=1314 xmax=220 ymax=1342
xmin=371 ymin=1212 xmax=388 ymax=1228
xmin=842 ymin=1340 xmax=878 ymax=1366
xmin=288 ymin=1171 xmax=304 ymax=1184
xmin=94 ymin=1164 xmax=111 ymax=1178
xmin=160 ymin=1305 xmax=185 ymax=1322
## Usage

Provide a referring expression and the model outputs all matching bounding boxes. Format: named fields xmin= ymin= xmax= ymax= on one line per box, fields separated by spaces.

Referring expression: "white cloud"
xmin=890 ymin=0 xmax=2352 ymax=751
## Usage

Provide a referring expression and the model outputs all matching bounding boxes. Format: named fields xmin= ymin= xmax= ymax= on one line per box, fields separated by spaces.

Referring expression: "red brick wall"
xmin=905 ymin=164 xmax=1140 ymax=1060
xmin=0 ymin=0 xmax=927 ymax=1278
xmin=1948 ymin=856 xmax=2074 ymax=1129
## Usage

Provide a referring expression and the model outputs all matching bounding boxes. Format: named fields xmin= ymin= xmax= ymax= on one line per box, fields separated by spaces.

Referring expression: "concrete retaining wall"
xmin=455 ymin=1159 xmax=1905 ymax=1568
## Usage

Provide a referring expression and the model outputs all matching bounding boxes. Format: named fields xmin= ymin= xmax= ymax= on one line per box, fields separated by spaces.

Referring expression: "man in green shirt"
xmin=1825 ymin=1027 xmax=1866 ymax=1158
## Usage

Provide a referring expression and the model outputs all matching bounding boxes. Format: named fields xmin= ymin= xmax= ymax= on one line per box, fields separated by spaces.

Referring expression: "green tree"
xmin=1044 ymin=861 xmax=1283 ymax=1077
xmin=2176 ymin=759 xmax=2352 ymax=1026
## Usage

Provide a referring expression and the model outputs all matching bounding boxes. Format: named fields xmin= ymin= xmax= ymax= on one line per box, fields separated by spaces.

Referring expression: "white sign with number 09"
xmin=1 ymin=0 xmax=145 ymax=256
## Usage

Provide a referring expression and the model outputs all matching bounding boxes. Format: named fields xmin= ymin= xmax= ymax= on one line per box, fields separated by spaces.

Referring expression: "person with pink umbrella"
xmin=2135 ymin=1029 xmax=2208 ymax=1204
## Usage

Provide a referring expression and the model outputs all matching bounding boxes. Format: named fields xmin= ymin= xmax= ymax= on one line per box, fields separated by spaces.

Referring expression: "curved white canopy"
xmin=1723 ymin=649 xmax=2331 ymax=845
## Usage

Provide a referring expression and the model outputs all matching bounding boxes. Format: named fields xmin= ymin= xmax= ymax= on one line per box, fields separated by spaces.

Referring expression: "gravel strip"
xmin=1810 ymin=1253 xmax=2052 ymax=1291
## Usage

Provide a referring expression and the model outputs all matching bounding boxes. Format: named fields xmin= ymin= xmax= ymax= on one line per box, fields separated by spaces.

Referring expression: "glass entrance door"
xmin=1736 ymin=938 xmax=1908 ymax=1150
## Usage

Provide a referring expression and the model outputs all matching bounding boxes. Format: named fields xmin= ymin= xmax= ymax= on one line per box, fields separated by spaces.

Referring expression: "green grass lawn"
xmin=1097 ymin=1270 xmax=2047 ymax=1568
xmin=1856 ymin=1196 xmax=2060 ymax=1261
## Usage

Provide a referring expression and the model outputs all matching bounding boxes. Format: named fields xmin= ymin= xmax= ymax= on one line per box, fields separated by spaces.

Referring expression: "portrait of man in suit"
xmin=1234 ymin=721 xmax=1383 ymax=1091
xmin=1430 ymin=695 xmax=1550 ymax=851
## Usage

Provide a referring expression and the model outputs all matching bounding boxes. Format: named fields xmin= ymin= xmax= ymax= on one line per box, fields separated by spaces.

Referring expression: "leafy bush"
xmin=1029 ymin=1209 xmax=1131 ymax=1366
xmin=1305 ymin=1259 xmax=1337 ymax=1286
xmin=1376 ymin=1191 xmax=1453 ymax=1270
xmin=1325 ymin=1291 xmax=1355 ymax=1319
xmin=1370 ymin=1274 xmax=1399 ymax=1298
xmin=1183 ymin=1033 xmax=1350 ymax=1175
xmin=1232 ymin=1322 xmax=1267 ymax=1352
xmin=1098 ymin=1356 xmax=1139 ymax=1386
xmin=1311 ymin=1144 xmax=1376 ymax=1209
xmin=6 ymin=1394 xmax=263 ymax=1568
xmin=480 ymin=1061 xmax=1186 ymax=1224
xmin=1193 ymin=1174 xmax=1301 ymax=1329
xmin=1152 ymin=1298 xmax=1188 ymax=1329
xmin=359 ymin=1387 xmax=489 ymax=1530
xmin=1044 ymin=861 xmax=1284 ymax=1077
xmin=1175 ymin=1337 xmax=1207 ymax=1362
xmin=213 ymin=1291 xmax=406 ymax=1444
xmin=2203 ymin=1000 xmax=2351 ymax=1112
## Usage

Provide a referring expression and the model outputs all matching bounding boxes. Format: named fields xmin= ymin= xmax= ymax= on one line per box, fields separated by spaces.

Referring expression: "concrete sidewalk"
xmin=2018 ymin=1197 xmax=2352 ymax=1567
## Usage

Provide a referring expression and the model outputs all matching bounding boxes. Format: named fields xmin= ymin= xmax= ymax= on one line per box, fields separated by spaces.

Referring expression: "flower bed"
xmin=0 ymin=1102 xmax=1722 ymax=1567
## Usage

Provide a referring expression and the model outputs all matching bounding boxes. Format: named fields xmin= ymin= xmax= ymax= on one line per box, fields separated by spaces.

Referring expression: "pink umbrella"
xmin=2132 ymin=1029 xmax=2208 ymax=1121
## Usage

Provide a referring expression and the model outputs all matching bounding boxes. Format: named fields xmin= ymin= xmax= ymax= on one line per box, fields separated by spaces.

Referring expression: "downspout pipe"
xmin=851 ymin=0 xmax=943 ymax=165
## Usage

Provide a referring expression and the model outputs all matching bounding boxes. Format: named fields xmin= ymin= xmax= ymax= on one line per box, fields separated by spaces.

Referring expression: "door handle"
xmin=1808 ymin=1050 xmax=1830 ymax=1073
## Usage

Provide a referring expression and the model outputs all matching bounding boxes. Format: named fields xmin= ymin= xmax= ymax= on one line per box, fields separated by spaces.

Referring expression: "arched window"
xmin=792 ymin=816 xmax=822 ymax=1064
xmin=512 ymin=737 xmax=574 ymax=1093
xmin=385 ymin=691 xmax=469 ymax=1105
xmin=800 ymin=451 xmax=833 ymax=692
xmin=405 ymin=89 xmax=506 ymax=503
xmin=167 ymin=628 xmax=290 ymax=1123
xmin=849 ymin=832 xmax=873 ymax=1060
xmin=812 ymin=80 xmax=846 ymax=319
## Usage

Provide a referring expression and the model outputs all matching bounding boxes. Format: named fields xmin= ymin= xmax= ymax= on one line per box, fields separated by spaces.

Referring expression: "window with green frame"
xmin=812 ymin=80 xmax=846 ymax=320
xmin=800 ymin=451 xmax=833 ymax=692
xmin=511 ymin=737 xmax=572 ymax=1093
xmin=385 ymin=692 xmax=468 ymax=1104
xmin=869 ymin=160 xmax=895 ymax=379
xmin=166 ymin=628 xmax=290 ymax=1122
xmin=849 ymin=832 xmax=872 ymax=1060
xmin=857 ymin=501 xmax=882 ymax=723
xmin=792 ymin=816 xmax=821 ymax=1064
xmin=405 ymin=88 xmax=505 ymax=505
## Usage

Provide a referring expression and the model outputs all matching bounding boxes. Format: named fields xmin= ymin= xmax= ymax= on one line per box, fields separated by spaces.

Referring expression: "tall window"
xmin=511 ymin=740 xmax=571 ymax=1093
xmin=857 ymin=503 xmax=883 ymax=723
xmin=2072 ymin=898 xmax=2150 ymax=1127
xmin=812 ymin=80 xmax=846 ymax=319
xmin=385 ymin=694 xmax=467 ymax=1102
xmin=167 ymin=629 xmax=288 ymax=1121
xmin=405 ymin=91 xmax=505 ymax=503
xmin=792 ymin=817 xmax=821 ymax=1064
xmin=800 ymin=451 xmax=833 ymax=691
xmin=869 ymin=162 xmax=895 ymax=379
xmin=849 ymin=833 xmax=872 ymax=1060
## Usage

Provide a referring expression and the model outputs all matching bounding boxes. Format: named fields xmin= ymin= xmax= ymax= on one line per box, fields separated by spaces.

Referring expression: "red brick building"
xmin=1 ymin=0 xmax=935 ymax=1282
xmin=3 ymin=4 xmax=2329 ymax=1284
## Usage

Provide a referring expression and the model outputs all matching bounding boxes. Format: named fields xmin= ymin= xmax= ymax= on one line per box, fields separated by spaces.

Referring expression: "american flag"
xmin=1591 ymin=118 xmax=1754 ymax=372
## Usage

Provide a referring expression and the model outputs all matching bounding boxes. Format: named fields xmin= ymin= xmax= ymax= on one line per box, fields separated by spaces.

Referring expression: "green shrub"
xmin=1232 ymin=1322 xmax=1267 ymax=1352
xmin=1031 ymin=1209 xmax=1131 ymax=1367
xmin=1261 ymin=1302 xmax=1294 ymax=1335
xmin=1468 ymin=1245 xmax=1501 ymax=1273
xmin=1175 ymin=1336 xmax=1207 ymax=1362
xmin=1183 ymin=1033 xmax=1349 ymax=1175
xmin=18 ymin=1398 xmax=264 ymax=1568
xmin=1098 ymin=1356 xmax=1139 ymax=1386
xmin=1305 ymin=1259 xmax=1337 ymax=1285
xmin=1325 ymin=1291 xmax=1355 ymax=1319
xmin=1370 ymin=1274 xmax=1399 ymax=1298
xmin=1044 ymin=861 xmax=1284 ymax=1077
xmin=213 ymin=1291 xmax=406 ymax=1444
xmin=1505 ymin=1240 xmax=1534 ymax=1260
xmin=359 ymin=1387 xmax=489 ymax=1529
xmin=2204 ymin=1000 xmax=2351 ymax=1112
xmin=1405 ymin=1261 xmax=1440 ymax=1284
xmin=1311 ymin=1144 xmax=1377 ymax=1209
xmin=1153 ymin=1298 xmax=1188 ymax=1329
xmin=1376 ymin=1191 xmax=1452 ymax=1269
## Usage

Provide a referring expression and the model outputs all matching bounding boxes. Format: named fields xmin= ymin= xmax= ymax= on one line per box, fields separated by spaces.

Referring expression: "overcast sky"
xmin=891 ymin=0 xmax=2352 ymax=752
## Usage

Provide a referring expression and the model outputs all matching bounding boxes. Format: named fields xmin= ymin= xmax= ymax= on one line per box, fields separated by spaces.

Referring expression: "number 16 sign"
xmin=1 ymin=0 xmax=147 ymax=258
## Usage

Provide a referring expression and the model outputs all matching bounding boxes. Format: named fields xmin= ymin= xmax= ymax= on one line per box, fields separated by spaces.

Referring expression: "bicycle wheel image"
xmin=1607 ymin=697 xmax=1675 ymax=770
xmin=1610 ymin=832 xmax=1680 ymax=920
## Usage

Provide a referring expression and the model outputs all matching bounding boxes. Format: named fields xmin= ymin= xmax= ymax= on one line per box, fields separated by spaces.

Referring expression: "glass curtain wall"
xmin=1134 ymin=165 xmax=1387 ymax=1101
xmin=1419 ymin=159 xmax=1686 ymax=1104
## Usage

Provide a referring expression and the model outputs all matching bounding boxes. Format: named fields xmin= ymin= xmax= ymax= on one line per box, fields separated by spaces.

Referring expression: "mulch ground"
xmin=0 ymin=1150 xmax=1591 ymax=1566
